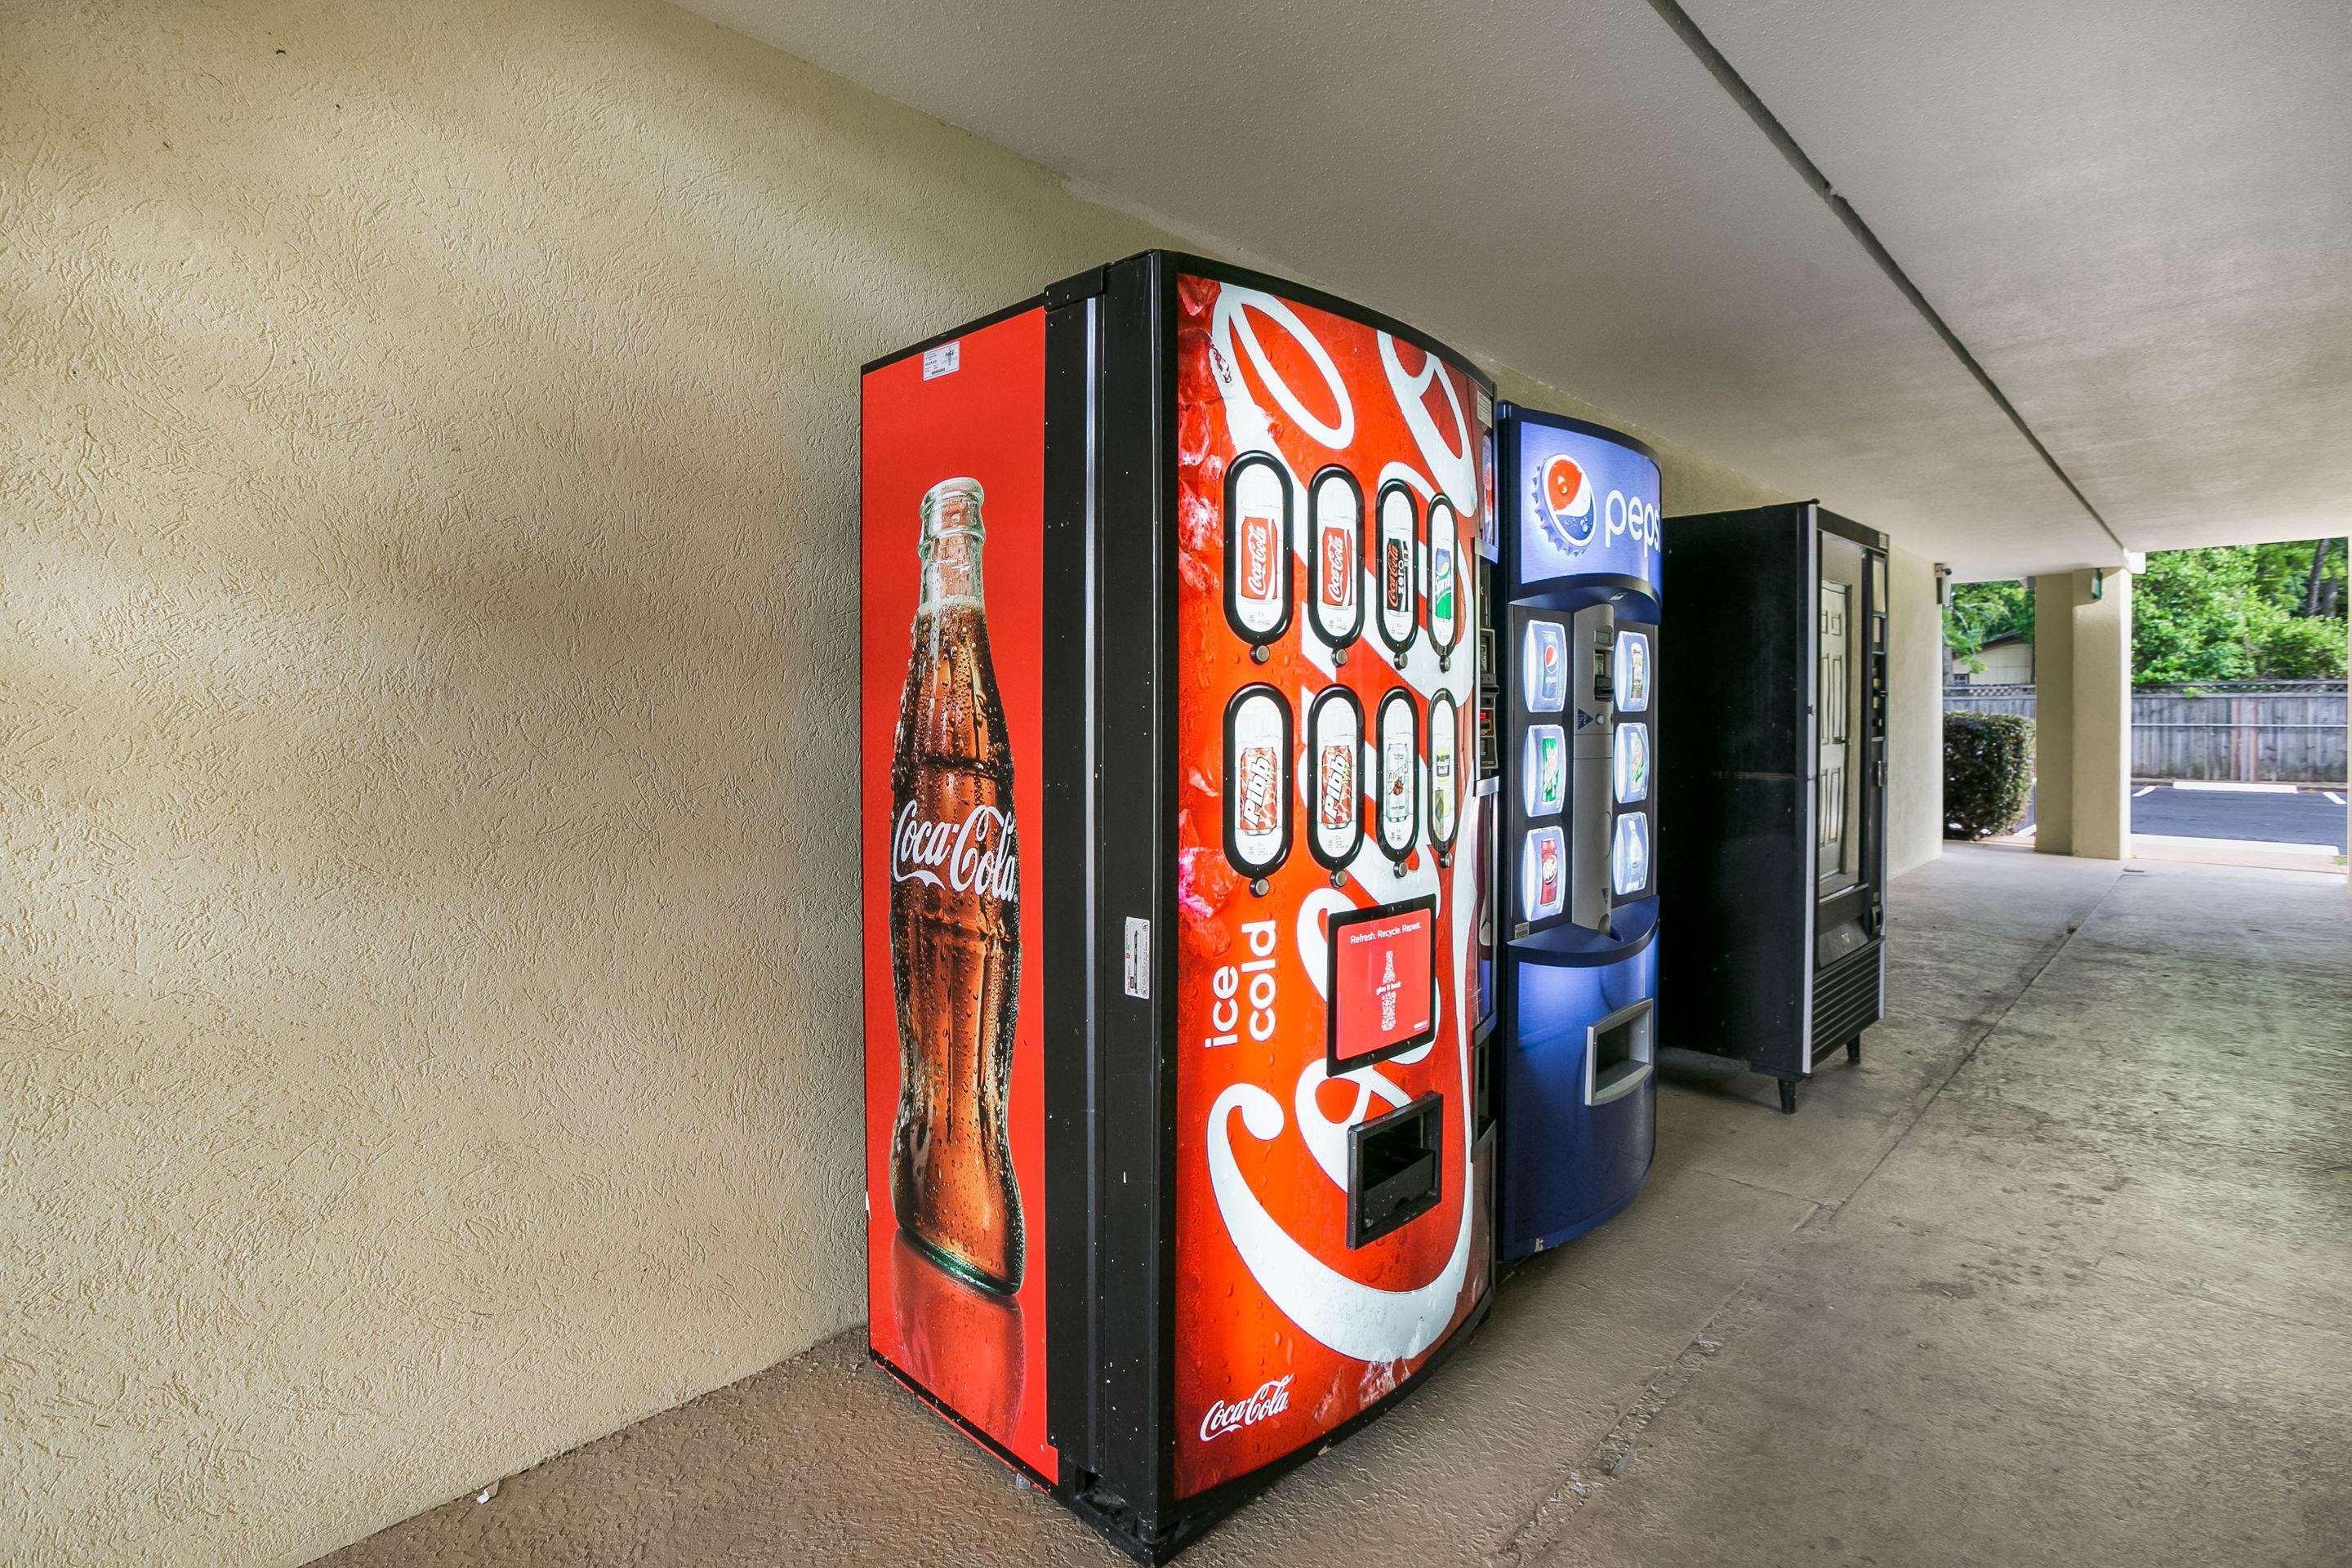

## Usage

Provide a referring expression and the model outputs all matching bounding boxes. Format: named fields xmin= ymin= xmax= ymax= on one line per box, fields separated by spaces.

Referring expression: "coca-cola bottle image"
xmin=889 ymin=476 xmax=1025 ymax=1294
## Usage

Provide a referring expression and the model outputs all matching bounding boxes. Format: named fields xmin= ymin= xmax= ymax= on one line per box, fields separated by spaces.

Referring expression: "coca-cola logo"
xmin=1199 ymin=1375 xmax=1293 ymax=1441
xmin=891 ymin=801 xmax=1018 ymax=900
xmin=1241 ymin=512 xmax=1277 ymax=602
xmin=1321 ymin=529 xmax=1350 ymax=607
xmin=1385 ymin=540 xmax=1409 ymax=611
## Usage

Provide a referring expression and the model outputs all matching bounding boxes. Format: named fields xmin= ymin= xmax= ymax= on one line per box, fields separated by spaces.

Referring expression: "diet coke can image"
xmin=889 ymin=476 xmax=1025 ymax=1295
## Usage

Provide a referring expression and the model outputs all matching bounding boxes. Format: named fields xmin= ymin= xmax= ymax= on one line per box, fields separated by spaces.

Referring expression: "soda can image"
xmin=1241 ymin=512 xmax=1278 ymax=604
xmin=1524 ymin=724 xmax=1566 ymax=817
xmin=1307 ymin=466 xmax=1364 ymax=648
xmin=1612 ymin=811 xmax=1650 ymax=897
xmin=1319 ymin=743 xmax=1355 ymax=830
xmin=1375 ymin=687 xmax=1419 ymax=858
xmin=1614 ymin=720 xmax=1649 ymax=805
xmin=1223 ymin=452 xmax=1292 ymax=644
xmin=1223 ymin=684 xmax=1293 ymax=877
xmin=1322 ymin=528 xmax=1350 ymax=605
xmin=1615 ymin=629 xmax=1650 ymax=713
xmin=1306 ymin=685 xmax=1365 ymax=868
xmin=1521 ymin=826 xmax=1566 ymax=922
xmin=1523 ymin=620 xmax=1567 ymax=713
xmin=1376 ymin=480 xmax=1418 ymax=654
xmin=1236 ymin=743 xmax=1281 ymax=834
xmin=1427 ymin=693 xmax=1459 ymax=848
xmin=1428 ymin=497 xmax=1460 ymax=654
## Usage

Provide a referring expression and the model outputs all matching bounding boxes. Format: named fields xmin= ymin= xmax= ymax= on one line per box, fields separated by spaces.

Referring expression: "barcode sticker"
xmin=1476 ymin=388 xmax=1493 ymax=425
xmin=1123 ymin=917 xmax=1152 ymax=1000
xmin=922 ymin=341 xmax=960 ymax=380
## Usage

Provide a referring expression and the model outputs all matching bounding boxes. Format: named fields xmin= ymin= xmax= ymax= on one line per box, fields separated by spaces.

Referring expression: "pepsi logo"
xmin=1535 ymin=455 xmax=1597 ymax=551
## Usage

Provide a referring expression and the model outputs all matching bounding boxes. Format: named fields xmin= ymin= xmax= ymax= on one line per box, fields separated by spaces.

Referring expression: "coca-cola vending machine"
xmin=861 ymin=252 xmax=1499 ymax=1558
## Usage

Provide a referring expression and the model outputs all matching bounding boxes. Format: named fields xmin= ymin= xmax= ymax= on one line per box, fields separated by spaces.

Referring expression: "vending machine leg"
xmin=1777 ymin=1079 xmax=1798 ymax=1116
xmin=1846 ymin=1036 xmax=1862 ymax=1064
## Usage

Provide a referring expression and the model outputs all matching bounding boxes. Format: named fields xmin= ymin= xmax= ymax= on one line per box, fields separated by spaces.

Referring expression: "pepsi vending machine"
xmin=1656 ymin=502 xmax=1888 ymax=1113
xmin=1490 ymin=407 xmax=1661 ymax=1256
xmin=860 ymin=252 xmax=1496 ymax=1559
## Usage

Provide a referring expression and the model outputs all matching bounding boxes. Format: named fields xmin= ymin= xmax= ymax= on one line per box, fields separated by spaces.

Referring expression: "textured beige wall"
xmin=0 ymin=2 xmax=1174 ymax=1563
xmin=2033 ymin=572 xmax=2081 ymax=853
xmin=1886 ymin=546 xmax=1945 ymax=877
xmin=2069 ymin=568 xmax=2134 ymax=859
xmin=2030 ymin=568 xmax=2133 ymax=860
xmin=1 ymin=2 xmax=1939 ymax=1564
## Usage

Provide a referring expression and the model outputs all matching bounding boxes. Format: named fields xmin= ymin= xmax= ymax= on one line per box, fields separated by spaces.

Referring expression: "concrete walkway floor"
xmin=321 ymin=847 xmax=2352 ymax=1568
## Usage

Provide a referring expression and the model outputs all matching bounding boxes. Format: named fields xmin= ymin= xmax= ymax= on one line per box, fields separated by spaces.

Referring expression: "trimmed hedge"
xmin=1944 ymin=712 xmax=2035 ymax=840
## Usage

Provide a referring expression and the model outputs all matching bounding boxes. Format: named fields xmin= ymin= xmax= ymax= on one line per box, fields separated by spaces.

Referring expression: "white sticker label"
xmin=1476 ymin=388 xmax=1494 ymax=426
xmin=921 ymin=341 xmax=960 ymax=380
xmin=1124 ymin=916 xmax=1152 ymax=999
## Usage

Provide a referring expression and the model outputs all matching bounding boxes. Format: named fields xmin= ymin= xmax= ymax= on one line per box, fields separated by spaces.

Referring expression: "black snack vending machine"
xmin=1655 ymin=501 xmax=1888 ymax=1113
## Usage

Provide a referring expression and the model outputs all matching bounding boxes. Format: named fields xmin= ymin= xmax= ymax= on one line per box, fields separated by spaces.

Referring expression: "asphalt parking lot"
xmin=2012 ymin=783 xmax=2346 ymax=853
xmin=2132 ymin=782 xmax=2347 ymax=851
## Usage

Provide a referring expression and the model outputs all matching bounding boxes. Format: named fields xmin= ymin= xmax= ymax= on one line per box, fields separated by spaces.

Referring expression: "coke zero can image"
xmin=888 ymin=475 xmax=1026 ymax=1296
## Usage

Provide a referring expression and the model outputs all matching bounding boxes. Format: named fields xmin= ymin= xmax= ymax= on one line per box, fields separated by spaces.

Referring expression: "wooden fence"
xmin=1944 ymin=680 xmax=2348 ymax=784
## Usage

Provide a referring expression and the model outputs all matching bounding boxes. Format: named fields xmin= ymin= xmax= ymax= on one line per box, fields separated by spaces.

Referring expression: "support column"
xmin=2031 ymin=568 xmax=2132 ymax=860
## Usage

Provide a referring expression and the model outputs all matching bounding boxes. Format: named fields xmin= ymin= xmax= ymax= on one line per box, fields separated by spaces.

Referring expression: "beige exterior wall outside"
xmin=2029 ymin=569 xmax=2132 ymax=860
xmin=1966 ymin=639 xmax=2034 ymax=685
xmin=3 ymin=2 xmax=1944 ymax=1563
xmin=1886 ymin=546 xmax=1945 ymax=876
xmin=2031 ymin=573 xmax=2079 ymax=853
xmin=2069 ymin=569 xmax=2133 ymax=859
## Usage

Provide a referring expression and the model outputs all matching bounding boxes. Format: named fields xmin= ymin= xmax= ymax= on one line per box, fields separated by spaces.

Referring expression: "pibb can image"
xmin=1319 ymin=742 xmax=1355 ymax=831
xmin=1236 ymin=742 xmax=1281 ymax=835
xmin=889 ymin=476 xmax=1026 ymax=1295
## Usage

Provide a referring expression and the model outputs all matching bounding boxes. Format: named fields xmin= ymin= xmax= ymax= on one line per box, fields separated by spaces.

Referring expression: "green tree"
xmin=1944 ymin=579 xmax=2033 ymax=675
xmin=2132 ymin=541 xmax=2347 ymax=684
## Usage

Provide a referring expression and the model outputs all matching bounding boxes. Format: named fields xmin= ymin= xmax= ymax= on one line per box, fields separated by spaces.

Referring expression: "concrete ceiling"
xmin=682 ymin=0 xmax=2352 ymax=577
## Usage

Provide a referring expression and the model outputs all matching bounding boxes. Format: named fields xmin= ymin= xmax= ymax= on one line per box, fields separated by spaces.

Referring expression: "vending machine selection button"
xmin=1522 ymin=826 xmax=1566 ymax=922
xmin=1611 ymin=812 xmax=1650 ymax=898
xmin=1523 ymin=724 xmax=1566 ymax=817
xmin=1613 ymin=720 xmax=1650 ymax=805
xmin=1523 ymin=619 xmax=1567 ymax=713
xmin=1615 ymin=629 xmax=1650 ymax=713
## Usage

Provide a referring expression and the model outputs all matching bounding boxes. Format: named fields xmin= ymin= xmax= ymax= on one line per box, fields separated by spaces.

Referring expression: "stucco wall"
xmin=2 ymin=2 xmax=1936 ymax=1564
xmin=1886 ymin=546 xmax=1946 ymax=877
xmin=0 ymin=2 xmax=1178 ymax=1564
